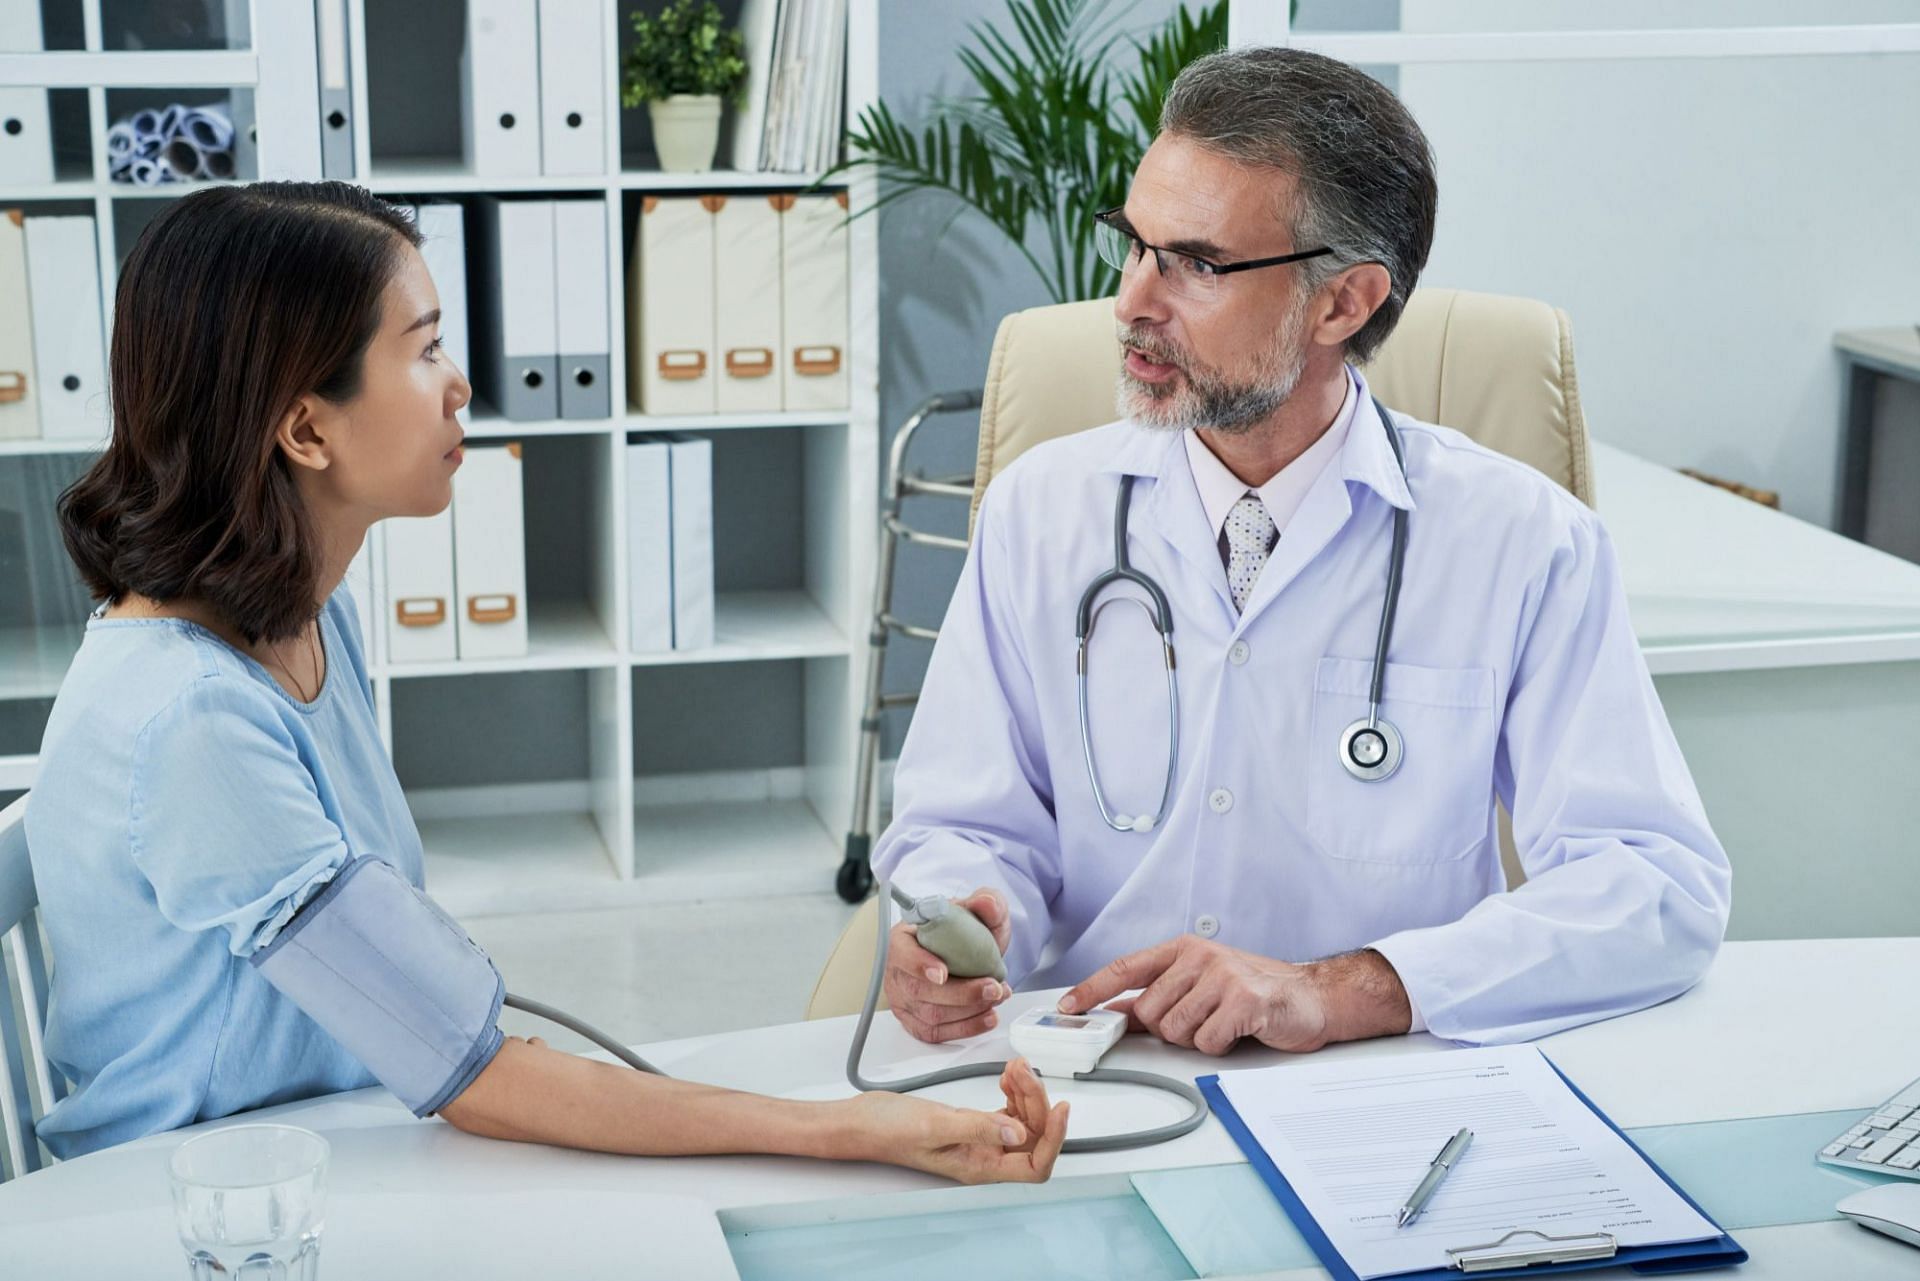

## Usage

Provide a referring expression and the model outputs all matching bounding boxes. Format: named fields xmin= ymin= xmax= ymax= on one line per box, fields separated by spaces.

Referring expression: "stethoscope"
xmin=1076 ymin=393 xmax=1410 ymax=835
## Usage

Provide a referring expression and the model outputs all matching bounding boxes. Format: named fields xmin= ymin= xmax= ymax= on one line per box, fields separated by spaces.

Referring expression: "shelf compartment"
xmin=620 ymin=410 xmax=851 ymax=432
xmin=366 ymin=157 xmax=611 ymax=195
xmin=419 ymin=793 xmax=836 ymax=916
xmin=615 ymin=168 xmax=838 ymax=191
xmin=378 ymin=599 xmax=619 ymax=679
xmin=630 ymin=590 xmax=846 ymax=666
xmin=628 ymin=792 xmax=838 ymax=899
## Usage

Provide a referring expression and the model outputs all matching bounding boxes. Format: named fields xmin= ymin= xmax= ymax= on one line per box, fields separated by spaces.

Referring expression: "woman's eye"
xmin=424 ymin=334 xmax=445 ymax=361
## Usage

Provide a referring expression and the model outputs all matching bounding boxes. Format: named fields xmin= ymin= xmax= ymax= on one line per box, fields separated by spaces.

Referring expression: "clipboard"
xmin=1196 ymin=1057 xmax=1747 ymax=1280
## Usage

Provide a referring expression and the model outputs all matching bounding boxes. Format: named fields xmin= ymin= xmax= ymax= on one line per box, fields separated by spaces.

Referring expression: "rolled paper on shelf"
xmin=181 ymin=106 xmax=234 ymax=150
xmin=108 ymin=102 xmax=238 ymax=184
xmin=160 ymin=137 xmax=205 ymax=180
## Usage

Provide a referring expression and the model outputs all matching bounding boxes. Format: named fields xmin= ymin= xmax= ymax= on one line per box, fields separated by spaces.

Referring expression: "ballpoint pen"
xmin=1396 ymin=1127 xmax=1473 ymax=1227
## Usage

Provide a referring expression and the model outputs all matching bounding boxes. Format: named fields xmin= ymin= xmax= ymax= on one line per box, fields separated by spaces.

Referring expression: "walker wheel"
xmin=836 ymin=858 xmax=874 ymax=903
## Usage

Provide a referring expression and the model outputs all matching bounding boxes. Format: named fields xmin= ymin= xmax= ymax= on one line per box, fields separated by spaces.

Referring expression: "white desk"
xmin=1598 ymin=443 xmax=1920 ymax=941
xmin=2 ymin=939 xmax=1917 ymax=1278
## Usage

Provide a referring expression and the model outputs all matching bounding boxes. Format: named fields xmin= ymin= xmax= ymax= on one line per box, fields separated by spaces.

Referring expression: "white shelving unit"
xmin=0 ymin=0 xmax=881 ymax=916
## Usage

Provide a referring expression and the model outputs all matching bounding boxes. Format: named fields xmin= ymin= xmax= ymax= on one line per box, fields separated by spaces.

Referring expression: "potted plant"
xmin=621 ymin=0 xmax=749 ymax=173
xmin=838 ymin=0 xmax=1233 ymax=303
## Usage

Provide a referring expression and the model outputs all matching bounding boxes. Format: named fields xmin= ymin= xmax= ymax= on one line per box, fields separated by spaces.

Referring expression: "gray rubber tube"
xmin=846 ymin=880 xmax=1209 ymax=1154
xmin=502 ymin=991 xmax=666 ymax=1076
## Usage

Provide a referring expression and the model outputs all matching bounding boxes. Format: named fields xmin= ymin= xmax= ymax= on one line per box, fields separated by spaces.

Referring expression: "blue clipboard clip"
xmin=1446 ymin=1230 xmax=1618 ymax=1273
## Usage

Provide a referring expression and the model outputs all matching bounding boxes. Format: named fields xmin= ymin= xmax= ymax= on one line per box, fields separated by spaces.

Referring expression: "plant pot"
xmin=648 ymin=94 xmax=723 ymax=173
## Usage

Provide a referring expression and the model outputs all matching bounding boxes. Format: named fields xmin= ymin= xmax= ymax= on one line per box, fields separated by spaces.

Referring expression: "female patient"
xmin=25 ymin=181 xmax=1065 ymax=1181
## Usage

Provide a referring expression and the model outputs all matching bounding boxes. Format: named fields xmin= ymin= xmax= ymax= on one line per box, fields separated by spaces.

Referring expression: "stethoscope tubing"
xmin=1078 ymin=396 xmax=1410 ymax=829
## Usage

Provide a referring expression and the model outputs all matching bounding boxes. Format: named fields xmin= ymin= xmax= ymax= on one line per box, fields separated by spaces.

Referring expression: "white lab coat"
xmin=873 ymin=373 xmax=1731 ymax=1045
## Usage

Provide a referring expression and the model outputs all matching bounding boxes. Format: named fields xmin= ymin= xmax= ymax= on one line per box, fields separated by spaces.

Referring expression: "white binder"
xmin=404 ymin=203 xmax=471 ymax=424
xmin=625 ymin=438 xmax=674 ymax=653
xmin=726 ymin=0 xmax=780 ymax=172
xmin=452 ymin=442 xmax=529 ymax=661
xmin=383 ymin=508 xmax=458 ymax=664
xmin=22 ymin=216 xmax=107 ymax=443
xmin=0 ymin=0 xmax=54 ymax=186
xmin=249 ymin=0 xmax=324 ymax=179
xmin=780 ymin=193 xmax=850 ymax=411
xmin=713 ymin=195 xmax=783 ymax=414
xmin=314 ymin=0 xmax=355 ymax=179
xmin=460 ymin=0 xmax=542 ymax=177
xmin=538 ymin=0 xmax=606 ymax=177
xmin=628 ymin=197 xmax=717 ymax=415
xmin=0 ymin=211 xmax=39 ymax=441
xmin=664 ymin=434 xmax=714 ymax=650
xmin=471 ymin=197 xmax=558 ymax=421
xmin=552 ymin=199 xmax=611 ymax=420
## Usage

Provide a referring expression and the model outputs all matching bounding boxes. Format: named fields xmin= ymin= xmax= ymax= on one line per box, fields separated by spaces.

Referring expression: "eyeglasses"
xmin=1093 ymin=207 xmax=1335 ymax=302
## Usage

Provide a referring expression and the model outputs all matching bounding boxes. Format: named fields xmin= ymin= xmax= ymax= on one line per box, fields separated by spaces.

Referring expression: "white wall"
xmin=1398 ymin=0 xmax=1920 ymax=524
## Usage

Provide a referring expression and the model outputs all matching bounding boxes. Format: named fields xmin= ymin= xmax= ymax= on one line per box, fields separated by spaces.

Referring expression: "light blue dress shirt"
xmin=26 ymin=584 xmax=423 ymax=1159
xmin=874 ymin=368 xmax=1733 ymax=1045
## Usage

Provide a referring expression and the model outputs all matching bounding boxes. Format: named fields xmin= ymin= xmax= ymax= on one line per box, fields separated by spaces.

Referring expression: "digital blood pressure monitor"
xmin=1008 ymin=1006 xmax=1128 ymax=1078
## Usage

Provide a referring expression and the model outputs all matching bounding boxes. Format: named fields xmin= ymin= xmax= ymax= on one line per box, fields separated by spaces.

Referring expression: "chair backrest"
xmin=807 ymin=897 xmax=884 ymax=1021
xmin=970 ymin=286 xmax=1594 ymax=531
xmin=0 ymin=792 xmax=62 ymax=1181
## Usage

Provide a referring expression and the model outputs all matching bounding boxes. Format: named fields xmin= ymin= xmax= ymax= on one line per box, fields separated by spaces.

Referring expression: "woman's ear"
xmin=275 ymin=394 xmax=334 ymax=474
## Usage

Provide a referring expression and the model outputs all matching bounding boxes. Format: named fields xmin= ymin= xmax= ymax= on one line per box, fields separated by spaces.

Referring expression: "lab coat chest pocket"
xmin=1305 ymin=656 xmax=1497 ymax=864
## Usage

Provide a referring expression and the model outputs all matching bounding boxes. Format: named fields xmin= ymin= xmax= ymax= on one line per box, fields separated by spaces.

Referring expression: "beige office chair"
xmin=0 ymin=793 xmax=61 ymax=1180
xmin=806 ymin=286 xmax=1593 ymax=1021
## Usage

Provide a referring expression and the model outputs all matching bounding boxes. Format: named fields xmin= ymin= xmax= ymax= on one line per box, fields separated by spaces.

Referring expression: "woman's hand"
xmin=844 ymin=1058 xmax=1069 ymax=1184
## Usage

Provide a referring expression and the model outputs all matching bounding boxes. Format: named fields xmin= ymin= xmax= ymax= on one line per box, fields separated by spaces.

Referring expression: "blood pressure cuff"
xmin=250 ymin=856 xmax=505 ymax=1117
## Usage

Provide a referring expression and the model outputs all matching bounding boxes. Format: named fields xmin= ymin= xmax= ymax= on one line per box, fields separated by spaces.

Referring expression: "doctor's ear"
xmin=273 ymin=394 xmax=336 ymax=475
xmin=1309 ymin=262 xmax=1392 ymax=351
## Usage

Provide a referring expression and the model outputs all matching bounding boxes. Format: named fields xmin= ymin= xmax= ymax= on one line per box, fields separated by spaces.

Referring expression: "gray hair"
xmin=1158 ymin=47 xmax=1438 ymax=362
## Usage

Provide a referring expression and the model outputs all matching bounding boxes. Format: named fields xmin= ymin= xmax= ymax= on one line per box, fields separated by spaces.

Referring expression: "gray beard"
xmin=1115 ymin=304 xmax=1310 ymax=435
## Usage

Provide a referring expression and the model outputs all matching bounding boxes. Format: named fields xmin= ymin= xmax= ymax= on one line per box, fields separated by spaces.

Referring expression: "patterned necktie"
xmin=1224 ymin=493 xmax=1278 ymax=613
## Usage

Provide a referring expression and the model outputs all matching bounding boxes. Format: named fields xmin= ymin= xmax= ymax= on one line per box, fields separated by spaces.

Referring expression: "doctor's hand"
xmin=846 ymin=1058 xmax=1069 ymax=1185
xmin=1056 ymin=937 xmax=1412 ymax=1056
xmin=884 ymin=887 xmax=1013 ymax=1043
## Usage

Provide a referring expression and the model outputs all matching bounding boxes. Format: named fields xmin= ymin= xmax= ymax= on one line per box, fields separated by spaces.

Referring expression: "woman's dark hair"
xmin=58 ymin=180 xmax=421 ymax=643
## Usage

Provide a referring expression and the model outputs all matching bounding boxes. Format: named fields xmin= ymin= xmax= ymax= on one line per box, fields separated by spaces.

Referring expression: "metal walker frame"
xmin=835 ymin=390 xmax=983 ymax=901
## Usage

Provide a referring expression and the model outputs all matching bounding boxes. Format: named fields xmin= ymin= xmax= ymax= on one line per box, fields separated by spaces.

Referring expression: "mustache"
xmin=1116 ymin=326 xmax=1189 ymax=372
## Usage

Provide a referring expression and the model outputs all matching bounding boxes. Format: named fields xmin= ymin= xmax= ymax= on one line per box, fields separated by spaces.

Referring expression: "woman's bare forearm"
xmin=438 ymin=1038 xmax=868 ymax=1160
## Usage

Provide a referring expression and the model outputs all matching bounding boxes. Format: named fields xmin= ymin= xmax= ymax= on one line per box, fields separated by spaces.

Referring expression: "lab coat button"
xmin=1208 ymin=788 xmax=1233 ymax=814
xmin=1228 ymin=640 xmax=1250 ymax=666
xmin=1194 ymin=914 xmax=1220 ymax=938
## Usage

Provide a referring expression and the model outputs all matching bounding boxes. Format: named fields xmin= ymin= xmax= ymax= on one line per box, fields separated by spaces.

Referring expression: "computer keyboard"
xmin=1819 ymin=1075 xmax=1920 ymax=1178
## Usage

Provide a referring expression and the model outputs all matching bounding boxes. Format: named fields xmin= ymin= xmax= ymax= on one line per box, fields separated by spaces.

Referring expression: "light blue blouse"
xmin=26 ymin=584 xmax=424 ymax=1159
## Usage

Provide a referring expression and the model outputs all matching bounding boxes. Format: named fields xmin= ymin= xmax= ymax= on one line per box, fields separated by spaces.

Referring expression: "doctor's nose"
xmin=1114 ymin=249 xmax=1175 ymax=330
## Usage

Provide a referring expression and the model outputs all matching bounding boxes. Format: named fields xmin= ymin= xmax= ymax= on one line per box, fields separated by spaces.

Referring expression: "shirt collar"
xmin=1102 ymin=365 xmax=1416 ymax=514
xmin=1183 ymin=367 xmax=1356 ymax=540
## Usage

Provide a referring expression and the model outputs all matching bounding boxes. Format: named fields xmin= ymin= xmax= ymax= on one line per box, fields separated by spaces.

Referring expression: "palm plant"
xmin=837 ymin=0 xmax=1232 ymax=305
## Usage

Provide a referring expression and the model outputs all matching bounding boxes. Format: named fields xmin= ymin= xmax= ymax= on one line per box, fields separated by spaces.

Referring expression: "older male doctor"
xmin=872 ymin=46 xmax=1732 ymax=1057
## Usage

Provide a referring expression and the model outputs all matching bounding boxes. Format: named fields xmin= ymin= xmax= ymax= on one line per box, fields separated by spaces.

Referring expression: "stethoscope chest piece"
xmin=1339 ymin=715 xmax=1404 ymax=782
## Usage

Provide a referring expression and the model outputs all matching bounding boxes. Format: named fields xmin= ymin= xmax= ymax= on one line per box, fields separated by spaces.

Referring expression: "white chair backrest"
xmin=0 ymin=792 xmax=62 ymax=1181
